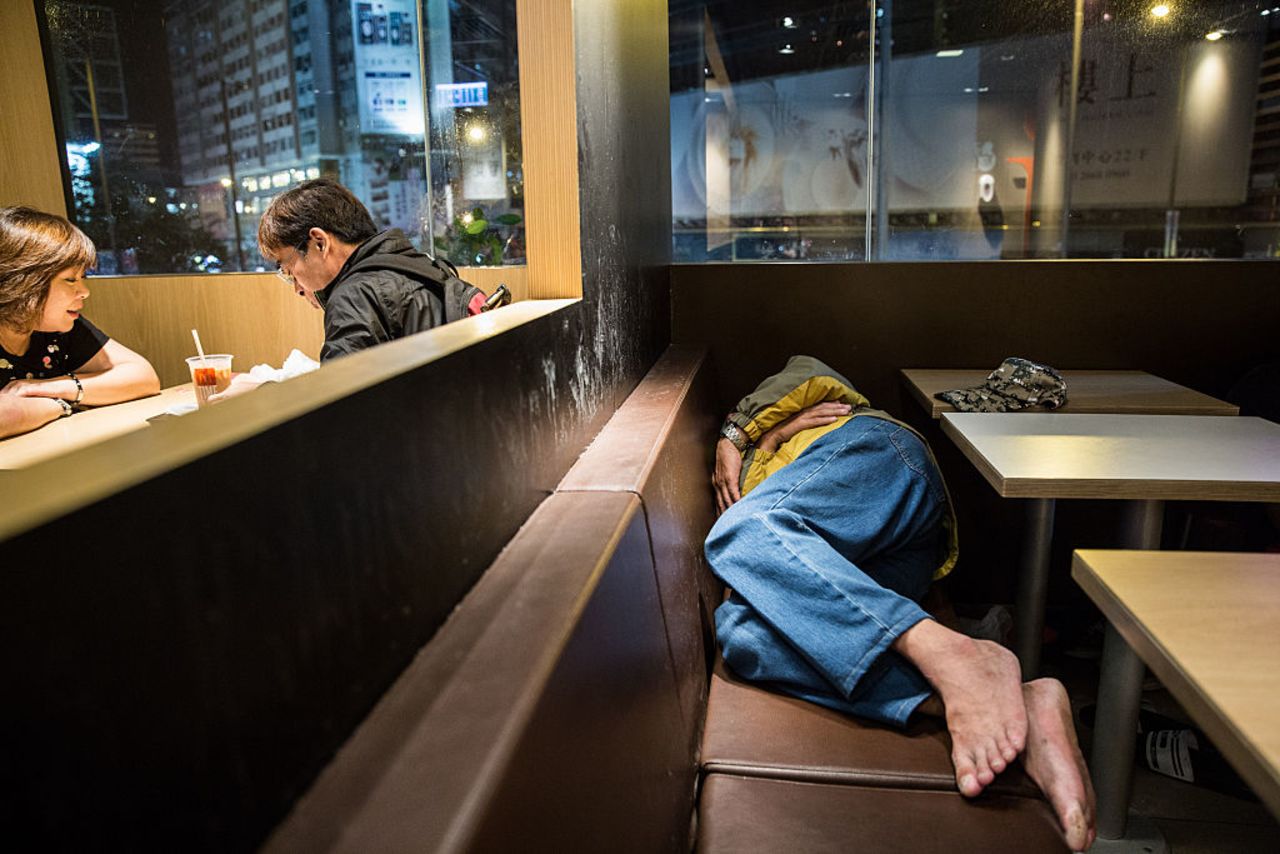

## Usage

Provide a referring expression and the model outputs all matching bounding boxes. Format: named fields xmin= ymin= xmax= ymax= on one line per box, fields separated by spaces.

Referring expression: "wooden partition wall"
xmin=0 ymin=2 xmax=65 ymax=213
xmin=517 ymin=0 xmax=583 ymax=299
xmin=85 ymin=265 xmax=529 ymax=387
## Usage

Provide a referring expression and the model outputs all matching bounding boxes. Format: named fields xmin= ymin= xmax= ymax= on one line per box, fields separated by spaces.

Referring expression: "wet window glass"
xmin=670 ymin=1 xmax=1280 ymax=261
xmin=42 ymin=0 xmax=524 ymax=274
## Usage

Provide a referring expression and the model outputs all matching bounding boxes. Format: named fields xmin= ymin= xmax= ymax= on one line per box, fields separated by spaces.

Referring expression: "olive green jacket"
xmin=724 ymin=355 xmax=958 ymax=579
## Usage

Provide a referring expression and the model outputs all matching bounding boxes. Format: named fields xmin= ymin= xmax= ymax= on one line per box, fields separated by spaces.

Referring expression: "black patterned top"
xmin=0 ymin=317 xmax=110 ymax=387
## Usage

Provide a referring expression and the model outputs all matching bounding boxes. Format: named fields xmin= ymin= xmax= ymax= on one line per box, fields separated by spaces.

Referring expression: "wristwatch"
xmin=56 ymin=398 xmax=73 ymax=418
xmin=719 ymin=419 xmax=751 ymax=453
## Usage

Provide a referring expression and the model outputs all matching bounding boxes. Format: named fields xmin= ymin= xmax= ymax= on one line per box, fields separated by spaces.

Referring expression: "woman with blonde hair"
xmin=0 ymin=207 xmax=159 ymax=439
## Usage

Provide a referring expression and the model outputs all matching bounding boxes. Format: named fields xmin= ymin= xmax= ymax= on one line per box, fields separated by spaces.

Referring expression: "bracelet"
xmin=56 ymin=398 xmax=73 ymax=418
xmin=719 ymin=420 xmax=751 ymax=453
xmin=68 ymin=371 xmax=84 ymax=406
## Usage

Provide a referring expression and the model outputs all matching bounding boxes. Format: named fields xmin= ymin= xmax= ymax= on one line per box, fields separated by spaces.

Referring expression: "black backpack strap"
xmin=345 ymin=254 xmax=484 ymax=322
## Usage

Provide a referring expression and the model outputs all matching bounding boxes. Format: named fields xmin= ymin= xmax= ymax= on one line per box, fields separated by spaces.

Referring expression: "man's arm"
xmin=320 ymin=280 xmax=393 ymax=361
xmin=713 ymin=402 xmax=852 ymax=514
xmin=712 ymin=438 xmax=743 ymax=515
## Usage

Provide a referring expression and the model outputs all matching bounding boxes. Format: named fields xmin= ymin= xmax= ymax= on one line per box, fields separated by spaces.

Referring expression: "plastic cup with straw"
xmin=185 ymin=329 xmax=232 ymax=408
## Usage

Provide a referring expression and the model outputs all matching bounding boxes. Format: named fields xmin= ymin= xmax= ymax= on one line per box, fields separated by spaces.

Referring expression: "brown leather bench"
xmin=697 ymin=774 xmax=1067 ymax=853
xmin=560 ymin=345 xmax=1064 ymax=850
xmin=266 ymin=345 xmax=1066 ymax=851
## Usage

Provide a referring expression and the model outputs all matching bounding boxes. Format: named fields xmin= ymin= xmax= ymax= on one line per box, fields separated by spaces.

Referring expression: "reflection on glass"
xmin=421 ymin=0 xmax=524 ymax=267
xmin=670 ymin=0 xmax=1280 ymax=261
xmin=42 ymin=0 xmax=523 ymax=274
xmin=670 ymin=1 xmax=873 ymax=261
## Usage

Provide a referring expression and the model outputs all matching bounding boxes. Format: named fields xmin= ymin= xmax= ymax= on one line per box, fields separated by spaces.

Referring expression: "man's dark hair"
xmin=257 ymin=177 xmax=378 ymax=254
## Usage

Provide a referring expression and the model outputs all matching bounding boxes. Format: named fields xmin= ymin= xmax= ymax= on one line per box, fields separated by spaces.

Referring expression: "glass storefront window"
xmin=422 ymin=0 xmax=524 ymax=266
xmin=671 ymin=0 xmax=1280 ymax=261
xmin=41 ymin=0 xmax=523 ymax=275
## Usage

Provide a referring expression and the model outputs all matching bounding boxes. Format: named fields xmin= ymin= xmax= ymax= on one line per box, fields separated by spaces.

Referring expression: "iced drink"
xmin=186 ymin=354 xmax=233 ymax=408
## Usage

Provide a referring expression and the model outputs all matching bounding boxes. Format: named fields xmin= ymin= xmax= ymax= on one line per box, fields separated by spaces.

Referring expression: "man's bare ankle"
xmin=894 ymin=618 xmax=971 ymax=670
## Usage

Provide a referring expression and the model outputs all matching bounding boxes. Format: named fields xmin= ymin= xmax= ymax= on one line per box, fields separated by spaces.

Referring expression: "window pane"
xmin=1069 ymin=2 xmax=1275 ymax=259
xmin=670 ymin=1 xmax=1280 ymax=262
xmin=670 ymin=1 xmax=874 ymax=261
xmin=43 ymin=0 xmax=523 ymax=275
xmin=878 ymin=0 xmax=1072 ymax=259
xmin=421 ymin=0 xmax=525 ymax=267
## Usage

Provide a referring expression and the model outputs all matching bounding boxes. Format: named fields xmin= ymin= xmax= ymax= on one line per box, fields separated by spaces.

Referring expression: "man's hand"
xmin=712 ymin=437 xmax=743 ymax=515
xmin=207 ymin=372 xmax=265 ymax=404
xmin=757 ymin=401 xmax=852 ymax=453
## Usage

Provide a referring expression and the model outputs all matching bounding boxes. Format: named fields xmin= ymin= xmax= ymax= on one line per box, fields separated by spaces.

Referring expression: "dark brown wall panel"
xmin=672 ymin=260 xmax=1280 ymax=602
xmin=673 ymin=261 xmax=1279 ymax=417
xmin=575 ymin=0 xmax=673 ymax=371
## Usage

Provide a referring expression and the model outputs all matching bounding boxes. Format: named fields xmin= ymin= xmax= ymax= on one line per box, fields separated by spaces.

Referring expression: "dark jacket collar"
xmin=315 ymin=229 xmax=414 ymax=309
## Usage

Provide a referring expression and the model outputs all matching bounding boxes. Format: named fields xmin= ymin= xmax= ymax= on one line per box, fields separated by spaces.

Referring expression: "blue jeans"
xmin=706 ymin=416 xmax=948 ymax=727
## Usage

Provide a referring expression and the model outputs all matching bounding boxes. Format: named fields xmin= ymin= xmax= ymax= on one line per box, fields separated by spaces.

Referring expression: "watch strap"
xmin=719 ymin=420 xmax=751 ymax=453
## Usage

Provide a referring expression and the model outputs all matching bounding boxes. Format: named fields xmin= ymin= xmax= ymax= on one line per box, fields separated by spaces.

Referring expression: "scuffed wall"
xmin=574 ymin=0 xmax=674 ymax=413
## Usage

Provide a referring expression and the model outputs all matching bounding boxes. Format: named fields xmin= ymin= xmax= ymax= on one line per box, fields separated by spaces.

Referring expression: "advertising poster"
xmin=672 ymin=32 xmax=1259 ymax=218
xmin=351 ymin=0 xmax=426 ymax=136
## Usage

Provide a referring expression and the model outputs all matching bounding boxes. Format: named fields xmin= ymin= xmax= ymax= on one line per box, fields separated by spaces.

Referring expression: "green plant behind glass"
xmin=435 ymin=207 xmax=522 ymax=267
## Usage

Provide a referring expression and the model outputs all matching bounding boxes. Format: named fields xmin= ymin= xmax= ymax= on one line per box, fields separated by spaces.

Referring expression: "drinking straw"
xmin=191 ymin=329 xmax=208 ymax=367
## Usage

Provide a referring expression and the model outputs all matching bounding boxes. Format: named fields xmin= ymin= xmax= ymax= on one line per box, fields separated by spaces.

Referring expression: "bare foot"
xmin=896 ymin=620 xmax=1027 ymax=796
xmin=1021 ymin=678 xmax=1096 ymax=851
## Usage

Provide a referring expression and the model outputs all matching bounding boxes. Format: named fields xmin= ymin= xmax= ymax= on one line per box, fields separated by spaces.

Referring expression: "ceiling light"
xmin=1206 ymin=30 xmax=1224 ymax=41
xmin=778 ymin=44 xmax=795 ymax=54
xmin=1150 ymin=4 xmax=1170 ymax=18
xmin=781 ymin=16 xmax=796 ymax=29
xmin=937 ymin=49 xmax=964 ymax=58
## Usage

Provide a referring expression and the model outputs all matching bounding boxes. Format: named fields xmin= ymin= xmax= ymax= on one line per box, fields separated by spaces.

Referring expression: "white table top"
xmin=940 ymin=413 xmax=1280 ymax=501
xmin=1072 ymin=549 xmax=1280 ymax=819
xmin=902 ymin=369 xmax=1239 ymax=419
xmin=0 ymin=384 xmax=194 ymax=470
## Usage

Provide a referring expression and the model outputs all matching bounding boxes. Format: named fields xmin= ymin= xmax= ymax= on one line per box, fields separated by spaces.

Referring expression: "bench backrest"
xmin=267 ymin=346 xmax=723 ymax=851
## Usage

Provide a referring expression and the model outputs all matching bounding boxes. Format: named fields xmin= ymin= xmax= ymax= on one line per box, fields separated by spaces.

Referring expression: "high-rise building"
xmin=164 ymin=0 xmax=428 ymax=266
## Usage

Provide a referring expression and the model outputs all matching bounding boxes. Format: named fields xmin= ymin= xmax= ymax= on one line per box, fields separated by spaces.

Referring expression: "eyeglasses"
xmin=274 ymin=239 xmax=310 ymax=285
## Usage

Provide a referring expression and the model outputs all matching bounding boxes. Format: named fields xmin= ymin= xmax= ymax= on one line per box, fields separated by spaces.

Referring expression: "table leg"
xmin=1014 ymin=497 xmax=1055 ymax=680
xmin=1091 ymin=499 xmax=1164 ymax=840
xmin=1092 ymin=623 xmax=1147 ymax=839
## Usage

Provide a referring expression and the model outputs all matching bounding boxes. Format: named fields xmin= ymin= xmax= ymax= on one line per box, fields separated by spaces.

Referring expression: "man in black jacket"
xmin=258 ymin=178 xmax=484 ymax=361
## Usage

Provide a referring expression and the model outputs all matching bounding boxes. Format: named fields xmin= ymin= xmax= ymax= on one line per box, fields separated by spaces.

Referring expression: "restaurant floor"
xmin=1043 ymin=634 xmax=1280 ymax=853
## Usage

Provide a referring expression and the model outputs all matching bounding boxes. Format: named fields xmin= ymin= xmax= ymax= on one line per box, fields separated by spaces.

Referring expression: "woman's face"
xmin=36 ymin=267 xmax=89 ymax=333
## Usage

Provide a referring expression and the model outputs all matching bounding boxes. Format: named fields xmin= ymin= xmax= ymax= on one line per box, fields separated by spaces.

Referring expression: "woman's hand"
xmin=757 ymin=401 xmax=852 ymax=453
xmin=0 ymin=376 xmax=75 ymax=400
xmin=712 ymin=437 xmax=743 ymax=515
xmin=0 ymin=386 xmax=68 ymax=438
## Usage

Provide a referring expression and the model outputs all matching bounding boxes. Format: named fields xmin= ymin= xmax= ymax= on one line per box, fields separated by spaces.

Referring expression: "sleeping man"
xmin=706 ymin=355 xmax=1096 ymax=851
